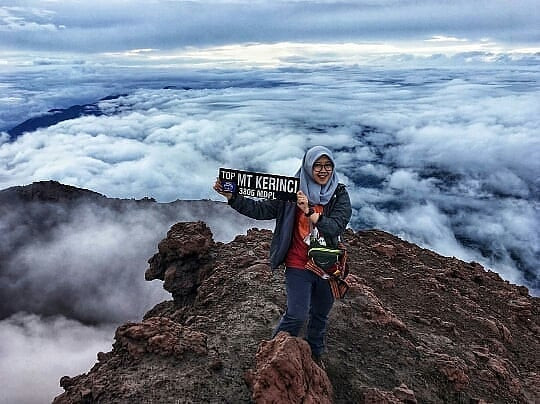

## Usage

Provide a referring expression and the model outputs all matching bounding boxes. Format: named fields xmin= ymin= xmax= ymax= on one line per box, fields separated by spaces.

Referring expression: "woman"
xmin=213 ymin=145 xmax=352 ymax=362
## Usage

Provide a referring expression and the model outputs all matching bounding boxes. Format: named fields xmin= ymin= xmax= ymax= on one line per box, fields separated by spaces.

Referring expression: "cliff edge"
xmin=53 ymin=221 xmax=539 ymax=403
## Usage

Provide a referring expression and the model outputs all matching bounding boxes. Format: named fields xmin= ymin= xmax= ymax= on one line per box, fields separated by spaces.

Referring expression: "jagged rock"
xmin=53 ymin=223 xmax=540 ymax=404
xmin=393 ymin=383 xmax=417 ymax=403
xmin=363 ymin=384 xmax=417 ymax=404
xmin=372 ymin=243 xmax=397 ymax=258
xmin=114 ymin=316 xmax=208 ymax=359
xmin=145 ymin=221 xmax=214 ymax=303
xmin=364 ymin=388 xmax=402 ymax=403
xmin=0 ymin=180 xmax=105 ymax=202
xmin=523 ymin=372 xmax=540 ymax=403
xmin=53 ymin=317 xmax=209 ymax=403
xmin=435 ymin=354 xmax=470 ymax=390
xmin=346 ymin=274 xmax=407 ymax=331
xmin=245 ymin=332 xmax=333 ymax=404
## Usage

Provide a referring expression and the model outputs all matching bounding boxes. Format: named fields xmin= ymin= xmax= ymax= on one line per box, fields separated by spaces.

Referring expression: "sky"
xmin=0 ymin=1 xmax=539 ymax=403
xmin=0 ymin=0 xmax=539 ymax=61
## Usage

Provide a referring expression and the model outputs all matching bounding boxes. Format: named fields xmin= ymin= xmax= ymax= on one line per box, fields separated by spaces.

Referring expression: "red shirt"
xmin=285 ymin=205 xmax=323 ymax=269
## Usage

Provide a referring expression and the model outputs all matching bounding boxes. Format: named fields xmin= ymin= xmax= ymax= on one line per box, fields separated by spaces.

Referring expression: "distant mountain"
xmin=6 ymin=95 xmax=127 ymax=140
xmin=0 ymin=180 xmax=107 ymax=203
xmin=53 ymin=221 xmax=540 ymax=403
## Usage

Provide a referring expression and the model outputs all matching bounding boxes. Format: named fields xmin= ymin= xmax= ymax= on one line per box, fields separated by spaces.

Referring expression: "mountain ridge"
xmin=1 ymin=181 xmax=538 ymax=402
xmin=5 ymin=94 xmax=131 ymax=140
xmin=52 ymin=221 xmax=539 ymax=403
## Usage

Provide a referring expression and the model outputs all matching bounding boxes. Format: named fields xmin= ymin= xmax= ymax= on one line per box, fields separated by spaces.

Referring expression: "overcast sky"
xmin=1 ymin=0 xmax=539 ymax=64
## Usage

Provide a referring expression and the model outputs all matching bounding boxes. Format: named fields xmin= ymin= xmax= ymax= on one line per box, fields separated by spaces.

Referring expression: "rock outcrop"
xmin=54 ymin=222 xmax=540 ymax=403
xmin=145 ymin=221 xmax=215 ymax=304
xmin=245 ymin=331 xmax=333 ymax=404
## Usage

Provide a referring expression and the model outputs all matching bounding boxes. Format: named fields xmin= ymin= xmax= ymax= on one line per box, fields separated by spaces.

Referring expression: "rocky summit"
xmin=53 ymin=221 xmax=539 ymax=403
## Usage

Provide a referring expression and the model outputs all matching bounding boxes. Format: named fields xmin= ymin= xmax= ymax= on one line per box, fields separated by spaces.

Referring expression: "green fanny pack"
xmin=308 ymin=246 xmax=343 ymax=270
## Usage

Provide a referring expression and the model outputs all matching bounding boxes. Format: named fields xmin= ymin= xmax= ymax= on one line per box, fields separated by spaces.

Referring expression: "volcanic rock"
xmin=54 ymin=223 xmax=540 ymax=403
xmin=145 ymin=221 xmax=215 ymax=304
xmin=245 ymin=331 xmax=333 ymax=404
xmin=114 ymin=316 xmax=208 ymax=359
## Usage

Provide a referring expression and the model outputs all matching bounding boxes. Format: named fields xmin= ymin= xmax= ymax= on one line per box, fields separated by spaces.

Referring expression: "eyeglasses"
xmin=313 ymin=163 xmax=334 ymax=172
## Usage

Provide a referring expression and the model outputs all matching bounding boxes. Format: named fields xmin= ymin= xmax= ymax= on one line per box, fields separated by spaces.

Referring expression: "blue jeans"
xmin=273 ymin=267 xmax=335 ymax=356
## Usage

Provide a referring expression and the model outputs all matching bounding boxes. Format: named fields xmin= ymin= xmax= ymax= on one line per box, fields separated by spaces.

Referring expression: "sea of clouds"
xmin=0 ymin=313 xmax=114 ymax=403
xmin=1 ymin=61 xmax=539 ymax=402
xmin=1 ymin=64 xmax=538 ymax=288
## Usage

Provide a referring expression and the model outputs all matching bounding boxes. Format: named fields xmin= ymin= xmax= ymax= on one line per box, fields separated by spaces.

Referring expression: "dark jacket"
xmin=229 ymin=184 xmax=352 ymax=269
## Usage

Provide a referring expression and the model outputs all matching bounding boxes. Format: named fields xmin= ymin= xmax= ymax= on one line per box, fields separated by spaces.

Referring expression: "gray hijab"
xmin=295 ymin=145 xmax=339 ymax=205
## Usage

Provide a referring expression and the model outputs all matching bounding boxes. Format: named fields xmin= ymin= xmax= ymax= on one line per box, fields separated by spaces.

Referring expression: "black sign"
xmin=219 ymin=168 xmax=299 ymax=201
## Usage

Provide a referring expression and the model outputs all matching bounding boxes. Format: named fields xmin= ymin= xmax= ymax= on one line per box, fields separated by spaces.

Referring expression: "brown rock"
xmin=145 ymin=221 xmax=213 ymax=282
xmin=471 ymin=346 xmax=490 ymax=360
xmin=498 ymin=322 xmax=513 ymax=344
xmin=245 ymin=332 xmax=333 ymax=404
xmin=393 ymin=383 xmax=417 ymax=403
xmin=523 ymin=372 xmax=540 ymax=403
xmin=159 ymin=221 xmax=213 ymax=257
xmin=436 ymin=355 xmax=470 ymax=390
xmin=373 ymin=243 xmax=397 ymax=258
xmin=59 ymin=376 xmax=74 ymax=389
xmin=114 ymin=316 xmax=208 ymax=359
xmin=348 ymin=276 xmax=407 ymax=331
xmin=241 ymin=263 xmax=272 ymax=281
xmin=145 ymin=221 xmax=215 ymax=303
xmin=486 ymin=356 xmax=513 ymax=382
xmin=363 ymin=388 xmax=402 ymax=403
xmin=379 ymin=277 xmax=396 ymax=289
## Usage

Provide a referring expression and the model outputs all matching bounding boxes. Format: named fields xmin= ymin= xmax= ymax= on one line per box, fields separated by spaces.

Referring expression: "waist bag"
xmin=308 ymin=245 xmax=343 ymax=271
xmin=306 ymin=240 xmax=350 ymax=298
xmin=308 ymin=233 xmax=345 ymax=273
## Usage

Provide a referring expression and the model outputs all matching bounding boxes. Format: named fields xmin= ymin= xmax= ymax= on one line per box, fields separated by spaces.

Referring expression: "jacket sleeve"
xmin=228 ymin=194 xmax=281 ymax=220
xmin=315 ymin=187 xmax=352 ymax=238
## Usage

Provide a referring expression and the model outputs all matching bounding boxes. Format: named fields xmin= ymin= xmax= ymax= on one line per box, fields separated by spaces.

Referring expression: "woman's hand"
xmin=213 ymin=178 xmax=233 ymax=201
xmin=297 ymin=190 xmax=320 ymax=223
xmin=296 ymin=190 xmax=309 ymax=214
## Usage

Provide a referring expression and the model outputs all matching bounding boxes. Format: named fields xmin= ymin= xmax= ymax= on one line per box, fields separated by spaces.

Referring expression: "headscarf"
xmin=295 ymin=145 xmax=339 ymax=205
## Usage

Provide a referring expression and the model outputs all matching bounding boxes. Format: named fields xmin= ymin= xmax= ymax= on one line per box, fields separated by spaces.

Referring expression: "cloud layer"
xmin=1 ymin=0 xmax=538 ymax=53
xmin=0 ymin=199 xmax=273 ymax=322
xmin=0 ymin=313 xmax=114 ymax=403
xmin=1 ymin=62 xmax=538 ymax=402
xmin=1 ymin=2 xmax=538 ymax=401
xmin=1 ymin=65 xmax=539 ymax=295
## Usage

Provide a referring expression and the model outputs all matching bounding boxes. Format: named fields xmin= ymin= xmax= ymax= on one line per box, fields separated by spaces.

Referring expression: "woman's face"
xmin=312 ymin=155 xmax=334 ymax=185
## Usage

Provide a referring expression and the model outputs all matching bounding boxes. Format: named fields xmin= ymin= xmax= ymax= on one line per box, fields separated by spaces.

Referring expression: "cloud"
xmin=1 ymin=203 xmax=169 ymax=323
xmin=0 ymin=313 xmax=114 ymax=404
xmin=0 ymin=0 xmax=538 ymax=54
xmin=0 ymin=6 xmax=60 ymax=32
xmin=1 ymin=64 xmax=539 ymax=297
xmin=0 ymin=196 xmax=274 ymax=403
xmin=425 ymin=35 xmax=468 ymax=42
xmin=0 ymin=198 xmax=274 ymax=323
xmin=0 ymin=4 xmax=538 ymax=398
